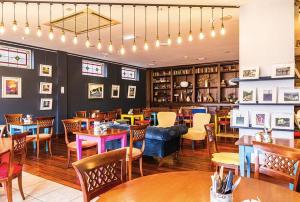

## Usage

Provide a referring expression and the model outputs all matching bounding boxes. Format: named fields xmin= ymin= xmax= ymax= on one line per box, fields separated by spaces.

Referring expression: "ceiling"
xmin=0 ymin=0 xmax=247 ymax=68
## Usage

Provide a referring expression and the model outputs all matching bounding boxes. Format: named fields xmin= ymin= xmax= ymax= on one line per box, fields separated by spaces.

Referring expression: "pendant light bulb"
xmin=120 ymin=45 xmax=125 ymax=55
xmin=85 ymin=37 xmax=90 ymax=48
xmin=155 ymin=38 xmax=160 ymax=47
xmin=12 ymin=21 xmax=17 ymax=32
xmin=144 ymin=41 xmax=149 ymax=51
xmin=132 ymin=42 xmax=137 ymax=52
xmin=24 ymin=22 xmax=30 ymax=35
xmin=97 ymin=40 xmax=102 ymax=50
xmin=211 ymin=29 xmax=216 ymax=38
xmin=220 ymin=26 xmax=226 ymax=35
xmin=73 ymin=35 xmax=78 ymax=45
xmin=199 ymin=32 xmax=205 ymax=40
xmin=167 ymin=35 xmax=172 ymax=46
xmin=0 ymin=22 xmax=5 ymax=34
xmin=48 ymin=27 xmax=54 ymax=40
xmin=177 ymin=35 xmax=182 ymax=44
xmin=108 ymin=41 xmax=113 ymax=52
xmin=36 ymin=26 xmax=42 ymax=37
xmin=61 ymin=31 xmax=66 ymax=42
xmin=188 ymin=32 xmax=193 ymax=42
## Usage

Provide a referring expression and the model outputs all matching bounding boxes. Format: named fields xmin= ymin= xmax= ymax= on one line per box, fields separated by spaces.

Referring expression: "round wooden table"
xmin=99 ymin=171 xmax=300 ymax=202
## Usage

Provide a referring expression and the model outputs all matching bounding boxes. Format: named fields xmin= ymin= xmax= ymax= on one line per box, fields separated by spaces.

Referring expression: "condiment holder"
xmin=255 ymin=128 xmax=272 ymax=143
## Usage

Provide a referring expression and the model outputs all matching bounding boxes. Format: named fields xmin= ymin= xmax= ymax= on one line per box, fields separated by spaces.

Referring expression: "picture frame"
xmin=257 ymin=88 xmax=277 ymax=103
xmin=231 ymin=109 xmax=249 ymax=127
xmin=271 ymin=63 xmax=295 ymax=78
xmin=271 ymin=112 xmax=294 ymax=130
xmin=239 ymin=87 xmax=256 ymax=103
xmin=2 ymin=76 xmax=22 ymax=98
xmin=39 ymin=82 xmax=52 ymax=94
xmin=278 ymin=88 xmax=300 ymax=103
xmin=88 ymin=83 xmax=104 ymax=99
xmin=239 ymin=66 xmax=260 ymax=80
xmin=127 ymin=85 xmax=136 ymax=99
xmin=40 ymin=98 xmax=53 ymax=110
xmin=111 ymin=85 xmax=120 ymax=98
xmin=251 ymin=111 xmax=271 ymax=128
xmin=39 ymin=64 xmax=52 ymax=77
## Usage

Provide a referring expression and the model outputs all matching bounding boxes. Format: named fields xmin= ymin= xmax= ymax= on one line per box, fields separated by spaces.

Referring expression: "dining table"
xmin=9 ymin=121 xmax=37 ymax=135
xmin=120 ymin=114 xmax=144 ymax=125
xmin=98 ymin=171 xmax=300 ymax=202
xmin=74 ymin=128 xmax=127 ymax=160
xmin=73 ymin=117 xmax=95 ymax=129
xmin=235 ymin=135 xmax=294 ymax=178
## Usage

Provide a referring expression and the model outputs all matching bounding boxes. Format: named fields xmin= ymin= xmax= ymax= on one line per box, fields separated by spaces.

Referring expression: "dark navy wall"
xmin=0 ymin=42 xmax=146 ymax=133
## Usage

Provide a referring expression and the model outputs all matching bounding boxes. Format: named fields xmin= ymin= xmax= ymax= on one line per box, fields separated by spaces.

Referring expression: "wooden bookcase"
xmin=150 ymin=61 xmax=239 ymax=107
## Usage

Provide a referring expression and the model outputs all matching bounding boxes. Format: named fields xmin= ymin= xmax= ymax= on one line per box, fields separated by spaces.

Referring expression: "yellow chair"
xmin=204 ymin=123 xmax=239 ymax=175
xmin=182 ymin=113 xmax=211 ymax=150
xmin=157 ymin=112 xmax=176 ymax=127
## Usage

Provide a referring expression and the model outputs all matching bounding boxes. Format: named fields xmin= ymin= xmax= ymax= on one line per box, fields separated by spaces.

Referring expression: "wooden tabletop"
xmin=73 ymin=117 xmax=95 ymax=121
xmin=235 ymin=135 xmax=294 ymax=147
xmin=9 ymin=121 xmax=37 ymax=126
xmin=0 ymin=137 xmax=34 ymax=153
xmin=74 ymin=128 xmax=127 ymax=137
xmin=99 ymin=171 xmax=300 ymax=202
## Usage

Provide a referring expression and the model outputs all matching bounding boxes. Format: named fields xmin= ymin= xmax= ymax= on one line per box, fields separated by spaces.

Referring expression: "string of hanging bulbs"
xmin=0 ymin=1 xmax=238 ymax=55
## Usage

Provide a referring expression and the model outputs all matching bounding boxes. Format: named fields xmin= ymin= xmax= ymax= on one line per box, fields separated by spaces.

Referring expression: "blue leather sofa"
xmin=106 ymin=124 xmax=188 ymax=159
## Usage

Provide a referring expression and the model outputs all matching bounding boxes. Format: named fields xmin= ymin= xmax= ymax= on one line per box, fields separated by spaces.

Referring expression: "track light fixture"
xmin=120 ymin=5 xmax=125 ymax=55
xmin=36 ymin=3 xmax=42 ymax=37
xmin=12 ymin=2 xmax=17 ymax=32
xmin=220 ymin=8 xmax=226 ymax=35
xmin=49 ymin=3 xmax=54 ymax=40
xmin=188 ymin=7 xmax=193 ymax=42
xmin=73 ymin=4 xmax=78 ymax=44
xmin=177 ymin=6 xmax=182 ymax=44
xmin=210 ymin=7 xmax=216 ymax=38
xmin=199 ymin=7 xmax=205 ymax=40
xmin=0 ymin=2 xmax=4 ymax=34
xmin=132 ymin=5 xmax=137 ymax=52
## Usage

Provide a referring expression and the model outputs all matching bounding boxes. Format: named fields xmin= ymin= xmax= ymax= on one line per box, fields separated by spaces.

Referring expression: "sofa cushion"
xmin=146 ymin=125 xmax=188 ymax=141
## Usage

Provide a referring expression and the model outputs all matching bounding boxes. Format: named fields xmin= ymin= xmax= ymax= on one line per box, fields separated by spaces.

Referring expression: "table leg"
xmin=76 ymin=135 xmax=83 ymax=160
xmin=131 ymin=117 xmax=134 ymax=125
xmin=246 ymin=150 xmax=251 ymax=178
xmin=140 ymin=115 xmax=144 ymax=121
xmin=100 ymin=138 xmax=106 ymax=153
xmin=239 ymin=145 xmax=245 ymax=177
xmin=121 ymin=133 xmax=127 ymax=148
xmin=86 ymin=121 xmax=90 ymax=130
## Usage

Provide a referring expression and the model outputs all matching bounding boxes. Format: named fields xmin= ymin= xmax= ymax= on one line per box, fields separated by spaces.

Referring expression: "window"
xmin=122 ymin=67 xmax=139 ymax=80
xmin=82 ymin=59 xmax=106 ymax=77
xmin=0 ymin=45 xmax=32 ymax=69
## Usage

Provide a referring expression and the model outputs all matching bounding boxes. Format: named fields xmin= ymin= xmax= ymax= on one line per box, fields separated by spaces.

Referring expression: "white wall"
xmin=239 ymin=0 xmax=295 ymax=140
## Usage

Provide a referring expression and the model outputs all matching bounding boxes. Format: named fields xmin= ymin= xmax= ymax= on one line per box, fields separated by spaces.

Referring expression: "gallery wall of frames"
xmin=0 ymin=42 xmax=146 ymax=133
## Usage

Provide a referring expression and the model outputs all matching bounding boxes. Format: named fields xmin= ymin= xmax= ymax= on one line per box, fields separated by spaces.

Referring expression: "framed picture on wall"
xmin=231 ymin=109 xmax=249 ymax=127
xmin=251 ymin=111 xmax=270 ymax=128
xmin=40 ymin=98 xmax=53 ymax=110
xmin=257 ymin=88 xmax=277 ymax=103
xmin=88 ymin=83 xmax=104 ymax=99
xmin=127 ymin=85 xmax=136 ymax=99
xmin=271 ymin=112 xmax=293 ymax=130
xmin=111 ymin=85 xmax=120 ymax=98
xmin=239 ymin=87 xmax=256 ymax=103
xmin=239 ymin=66 xmax=260 ymax=80
xmin=2 ymin=76 xmax=22 ymax=98
xmin=278 ymin=88 xmax=300 ymax=103
xmin=39 ymin=64 xmax=52 ymax=77
xmin=271 ymin=63 xmax=295 ymax=78
xmin=39 ymin=82 xmax=52 ymax=94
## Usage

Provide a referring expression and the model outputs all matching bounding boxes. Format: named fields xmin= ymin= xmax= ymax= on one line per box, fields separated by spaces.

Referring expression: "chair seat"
xmin=125 ymin=147 xmax=142 ymax=161
xmin=28 ymin=133 xmax=51 ymax=141
xmin=0 ymin=163 xmax=22 ymax=179
xmin=218 ymin=121 xmax=230 ymax=125
xmin=67 ymin=141 xmax=97 ymax=149
xmin=182 ymin=128 xmax=206 ymax=141
xmin=212 ymin=152 xmax=240 ymax=166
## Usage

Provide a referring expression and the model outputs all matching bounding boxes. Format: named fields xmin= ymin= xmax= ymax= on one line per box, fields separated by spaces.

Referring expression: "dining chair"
xmin=0 ymin=132 xmax=28 ymax=202
xmin=75 ymin=111 xmax=87 ymax=118
xmin=4 ymin=114 xmax=23 ymax=133
xmin=157 ymin=112 xmax=176 ymax=127
xmin=62 ymin=119 xmax=97 ymax=168
xmin=94 ymin=112 xmax=106 ymax=122
xmin=216 ymin=109 xmax=230 ymax=134
xmin=182 ymin=109 xmax=193 ymax=127
xmin=0 ymin=125 xmax=6 ymax=137
xmin=72 ymin=148 xmax=127 ymax=202
xmin=105 ymin=111 xmax=117 ymax=122
xmin=133 ymin=108 xmax=141 ymax=114
xmin=204 ymin=124 xmax=239 ymax=175
xmin=135 ymin=109 xmax=152 ymax=125
xmin=27 ymin=116 xmax=55 ymax=158
xmin=127 ymin=124 xmax=148 ymax=180
xmin=182 ymin=113 xmax=211 ymax=150
xmin=115 ymin=108 xmax=130 ymax=124
xmin=253 ymin=141 xmax=300 ymax=191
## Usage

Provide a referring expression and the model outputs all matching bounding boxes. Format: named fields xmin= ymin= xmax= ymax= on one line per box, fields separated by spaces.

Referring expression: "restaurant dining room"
xmin=0 ymin=0 xmax=300 ymax=201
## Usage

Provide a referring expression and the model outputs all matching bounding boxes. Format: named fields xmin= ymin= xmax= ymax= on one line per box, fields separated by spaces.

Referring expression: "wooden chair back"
xmin=76 ymin=111 xmax=87 ymax=118
xmin=36 ymin=117 xmax=55 ymax=139
xmin=115 ymin=108 xmax=122 ymax=119
xmin=253 ymin=141 xmax=300 ymax=191
xmin=182 ymin=109 xmax=192 ymax=118
xmin=0 ymin=125 xmax=6 ymax=137
xmin=216 ymin=109 xmax=230 ymax=120
xmin=4 ymin=114 xmax=23 ymax=132
xmin=11 ymin=132 xmax=28 ymax=165
xmin=142 ymin=109 xmax=152 ymax=119
xmin=72 ymin=148 xmax=127 ymax=202
xmin=129 ymin=125 xmax=148 ymax=154
xmin=204 ymin=124 xmax=219 ymax=157
xmin=106 ymin=111 xmax=117 ymax=121
xmin=133 ymin=108 xmax=141 ymax=114
xmin=94 ymin=112 xmax=106 ymax=122
xmin=62 ymin=119 xmax=81 ymax=145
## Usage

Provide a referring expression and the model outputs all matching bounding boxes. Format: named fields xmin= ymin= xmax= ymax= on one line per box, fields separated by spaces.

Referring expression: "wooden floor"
xmin=22 ymin=135 xmax=288 ymax=190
